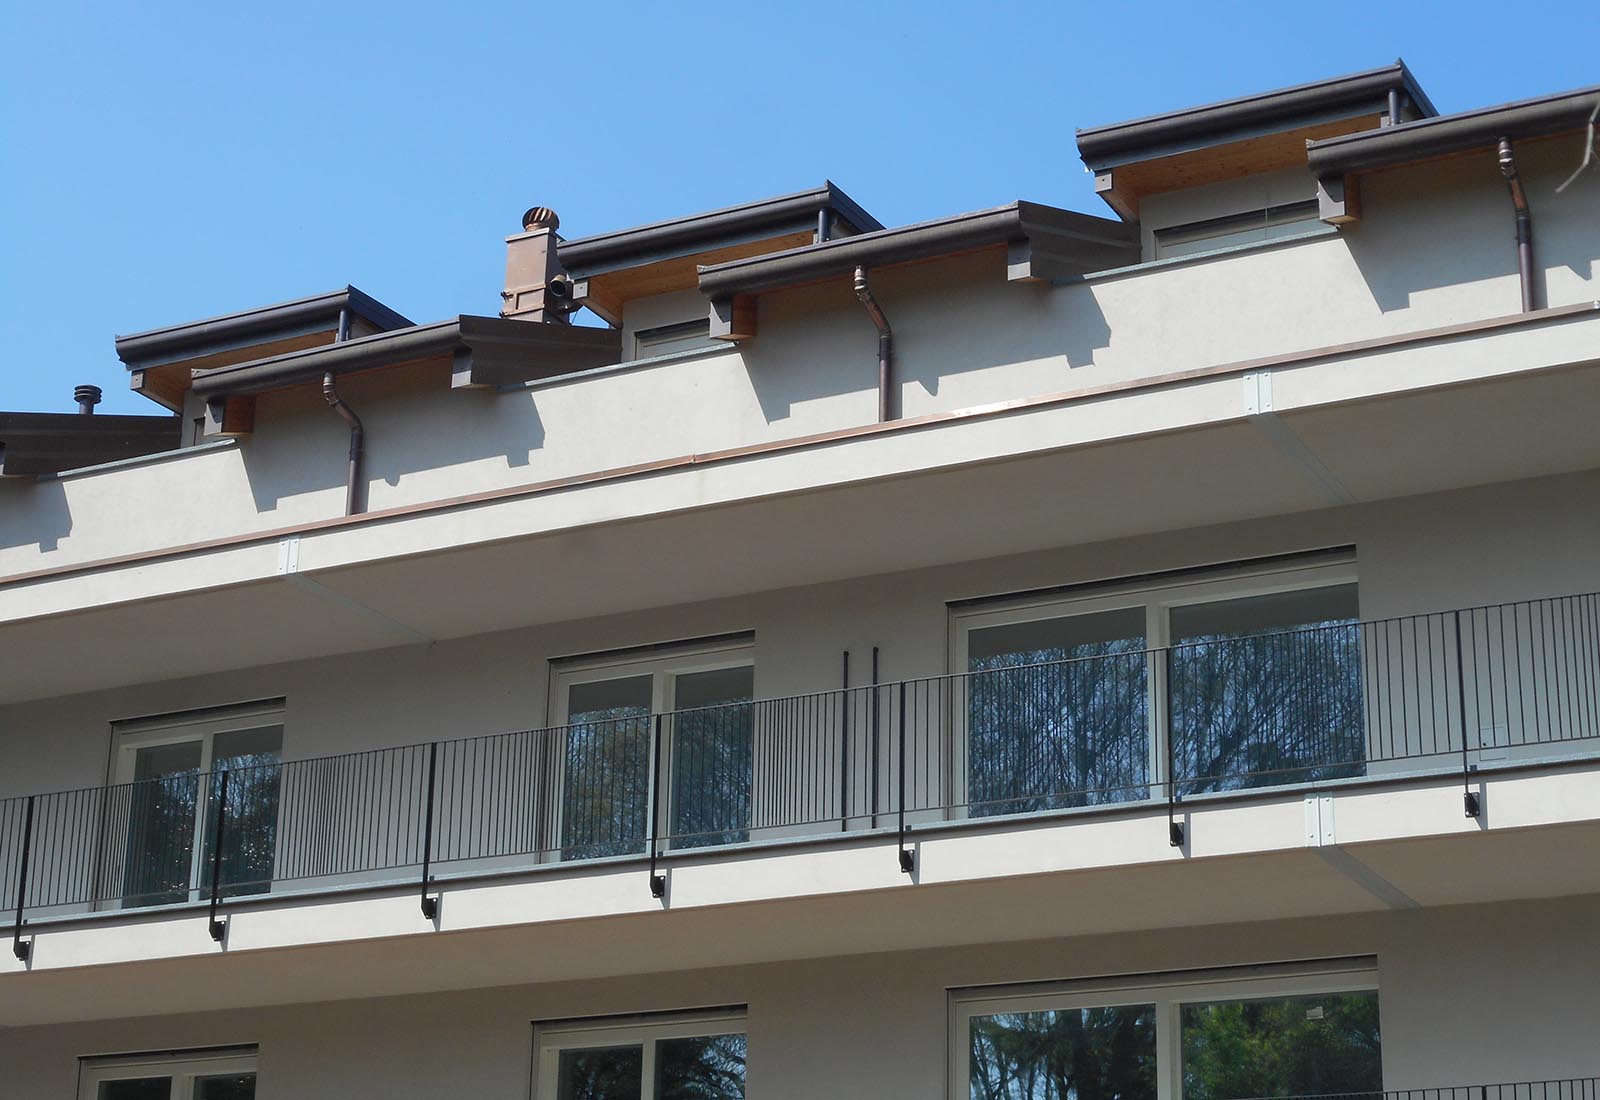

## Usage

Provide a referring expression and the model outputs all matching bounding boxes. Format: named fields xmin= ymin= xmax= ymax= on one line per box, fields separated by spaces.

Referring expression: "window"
xmin=951 ymin=558 xmax=1361 ymax=816
xmin=1153 ymin=201 xmax=1321 ymax=260
xmin=551 ymin=640 xmax=754 ymax=858
xmin=533 ymin=1010 xmax=747 ymax=1100
xmin=633 ymin=319 xmax=715 ymax=360
xmin=109 ymin=701 xmax=284 ymax=908
xmin=954 ymin=962 xmax=1379 ymax=1100
xmin=79 ymin=1049 xmax=257 ymax=1099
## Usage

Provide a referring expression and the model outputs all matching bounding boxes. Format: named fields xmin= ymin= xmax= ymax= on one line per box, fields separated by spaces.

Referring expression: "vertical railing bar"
xmin=897 ymin=680 xmax=913 ymax=874
xmin=1455 ymin=610 xmax=1480 ymax=817
xmin=871 ymin=647 xmax=881 ymax=828
xmin=1165 ymin=644 xmax=1184 ymax=846
xmin=207 ymin=771 xmax=229 ymax=943
xmin=419 ymin=742 xmax=439 ymax=920
xmin=648 ymin=715 xmax=666 ymax=898
xmin=11 ymin=795 xmax=34 ymax=962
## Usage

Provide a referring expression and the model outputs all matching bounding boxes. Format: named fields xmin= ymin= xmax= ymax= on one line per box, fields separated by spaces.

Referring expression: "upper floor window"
xmin=533 ymin=1009 xmax=747 ymax=1100
xmin=953 ymin=961 xmax=1380 ymax=1100
xmin=950 ymin=557 xmax=1360 ymax=815
xmin=79 ymin=1048 xmax=257 ymax=1099
xmin=109 ymin=700 xmax=284 ymax=908
xmin=1153 ymin=200 xmax=1320 ymax=260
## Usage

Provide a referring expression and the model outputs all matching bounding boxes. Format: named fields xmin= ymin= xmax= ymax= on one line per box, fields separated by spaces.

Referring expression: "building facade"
xmin=2 ymin=63 xmax=1599 ymax=1100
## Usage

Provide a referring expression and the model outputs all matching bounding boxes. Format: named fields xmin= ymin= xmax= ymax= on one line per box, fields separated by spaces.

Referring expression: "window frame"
xmin=949 ymin=960 xmax=1379 ymax=1100
xmin=948 ymin=557 xmax=1358 ymax=813
xmin=632 ymin=318 xmax=716 ymax=361
xmin=107 ymin=701 xmax=285 ymax=909
xmin=549 ymin=639 xmax=756 ymax=857
xmin=78 ymin=1047 xmax=258 ymax=1099
xmin=1152 ymin=200 xmax=1322 ymax=260
xmin=531 ymin=1007 xmax=747 ymax=1100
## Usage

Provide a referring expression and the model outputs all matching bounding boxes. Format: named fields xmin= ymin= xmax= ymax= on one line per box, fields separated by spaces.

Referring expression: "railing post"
xmin=1454 ymin=610 xmax=1481 ymax=817
xmin=11 ymin=795 xmax=34 ymax=962
xmin=207 ymin=771 xmax=229 ymax=942
xmin=648 ymin=715 xmax=666 ymax=899
xmin=897 ymin=681 xmax=913 ymax=874
xmin=840 ymin=650 xmax=851 ymax=832
xmin=419 ymin=742 xmax=440 ymax=920
xmin=870 ymin=647 xmax=881 ymax=828
xmin=1165 ymin=647 xmax=1184 ymax=847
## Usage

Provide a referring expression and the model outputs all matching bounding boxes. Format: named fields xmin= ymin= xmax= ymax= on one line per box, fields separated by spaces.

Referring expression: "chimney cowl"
xmin=521 ymin=206 xmax=560 ymax=232
xmin=74 ymin=384 xmax=103 ymax=415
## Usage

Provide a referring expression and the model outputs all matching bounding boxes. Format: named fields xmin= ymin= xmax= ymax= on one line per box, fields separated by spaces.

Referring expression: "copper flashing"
xmin=4 ymin=300 xmax=1593 ymax=594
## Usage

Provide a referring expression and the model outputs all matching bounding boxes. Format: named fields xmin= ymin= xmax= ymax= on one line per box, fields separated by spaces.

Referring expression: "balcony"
xmin=4 ymin=590 xmax=1597 ymax=956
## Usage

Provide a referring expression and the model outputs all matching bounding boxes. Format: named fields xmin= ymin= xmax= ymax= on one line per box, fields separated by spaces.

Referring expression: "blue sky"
xmin=1 ymin=1 xmax=1593 ymax=414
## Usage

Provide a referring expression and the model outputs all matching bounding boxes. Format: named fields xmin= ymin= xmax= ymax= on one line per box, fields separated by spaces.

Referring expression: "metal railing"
xmin=966 ymin=1080 xmax=1600 ymax=1100
xmin=4 ymin=592 xmax=1598 ymax=946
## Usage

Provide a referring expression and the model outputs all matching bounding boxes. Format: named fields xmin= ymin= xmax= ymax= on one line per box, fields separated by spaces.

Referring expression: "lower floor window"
xmin=955 ymin=962 xmax=1379 ymax=1100
xmin=534 ymin=1009 xmax=747 ymax=1100
xmin=79 ymin=1049 xmax=256 ymax=1099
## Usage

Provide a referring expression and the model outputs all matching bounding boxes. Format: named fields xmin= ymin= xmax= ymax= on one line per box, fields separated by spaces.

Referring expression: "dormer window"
xmin=634 ymin=318 xmax=715 ymax=360
xmin=1153 ymin=199 xmax=1321 ymax=259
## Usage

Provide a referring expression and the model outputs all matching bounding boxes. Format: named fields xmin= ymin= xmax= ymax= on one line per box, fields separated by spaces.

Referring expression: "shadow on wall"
xmin=0 ymin=478 xmax=72 ymax=552
xmin=740 ymin=250 xmax=1114 ymax=425
xmin=1343 ymin=138 xmax=1596 ymax=315
xmin=237 ymin=360 xmax=546 ymax=515
xmin=887 ymin=251 xmax=1113 ymax=403
xmin=741 ymin=278 xmax=881 ymax=425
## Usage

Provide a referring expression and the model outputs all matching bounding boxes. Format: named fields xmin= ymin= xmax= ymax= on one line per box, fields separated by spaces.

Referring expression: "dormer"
xmin=555 ymin=183 xmax=883 ymax=360
xmin=1077 ymin=62 xmax=1436 ymax=260
xmin=114 ymin=286 xmax=414 ymax=415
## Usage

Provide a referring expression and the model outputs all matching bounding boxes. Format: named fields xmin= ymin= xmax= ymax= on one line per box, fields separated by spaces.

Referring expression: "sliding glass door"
xmin=957 ymin=963 xmax=1380 ymax=1100
xmin=953 ymin=560 xmax=1363 ymax=815
xmin=552 ymin=641 xmax=754 ymax=859
xmin=112 ymin=705 xmax=283 ymax=908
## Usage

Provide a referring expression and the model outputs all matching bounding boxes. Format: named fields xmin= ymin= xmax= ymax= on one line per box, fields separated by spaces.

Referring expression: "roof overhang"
xmin=1306 ymin=84 xmax=1600 ymax=222
xmin=0 ymin=412 xmax=180 ymax=477
xmin=695 ymin=202 xmax=1138 ymax=341
xmin=556 ymin=183 xmax=882 ymax=324
xmin=115 ymin=287 xmax=413 ymax=411
xmin=188 ymin=316 xmax=622 ymax=404
xmin=1077 ymin=62 xmax=1435 ymax=221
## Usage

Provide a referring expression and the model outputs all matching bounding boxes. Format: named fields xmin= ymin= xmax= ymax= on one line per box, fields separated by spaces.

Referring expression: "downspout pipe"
xmin=853 ymin=266 xmax=893 ymax=422
xmin=1497 ymin=137 xmax=1536 ymax=312
xmin=322 ymin=308 xmax=365 ymax=515
xmin=323 ymin=371 xmax=365 ymax=516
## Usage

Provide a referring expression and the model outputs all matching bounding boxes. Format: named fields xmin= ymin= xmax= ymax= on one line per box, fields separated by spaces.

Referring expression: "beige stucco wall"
xmin=1 ymin=134 xmax=1593 ymax=580
xmin=2 ymin=467 xmax=1594 ymax=803
xmin=2 ymin=893 xmax=1597 ymax=1099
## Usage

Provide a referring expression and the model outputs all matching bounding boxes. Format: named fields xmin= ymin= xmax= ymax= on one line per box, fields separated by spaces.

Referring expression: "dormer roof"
xmin=114 ymin=286 xmax=412 ymax=410
xmin=1076 ymin=62 xmax=1436 ymax=220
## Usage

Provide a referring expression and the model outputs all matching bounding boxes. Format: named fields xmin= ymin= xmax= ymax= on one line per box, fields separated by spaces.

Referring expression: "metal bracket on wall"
xmin=277 ymin=536 xmax=434 ymax=646
xmin=1243 ymin=370 xmax=1359 ymax=507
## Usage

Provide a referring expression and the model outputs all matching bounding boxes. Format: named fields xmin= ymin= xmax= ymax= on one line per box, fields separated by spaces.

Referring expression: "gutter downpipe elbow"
xmin=1498 ymin=137 xmax=1536 ymax=312
xmin=853 ymin=265 xmax=893 ymax=422
xmin=322 ymin=371 xmax=365 ymax=515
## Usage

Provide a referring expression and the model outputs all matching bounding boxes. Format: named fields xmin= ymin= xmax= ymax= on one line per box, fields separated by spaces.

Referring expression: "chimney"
xmin=501 ymin=206 xmax=572 ymax=324
xmin=75 ymin=384 xmax=102 ymax=415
